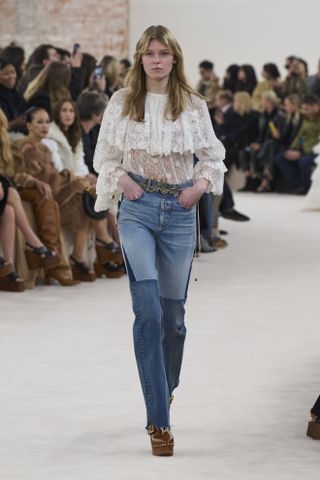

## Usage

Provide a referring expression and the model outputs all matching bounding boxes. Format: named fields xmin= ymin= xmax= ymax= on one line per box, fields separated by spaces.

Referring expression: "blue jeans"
xmin=118 ymin=174 xmax=196 ymax=429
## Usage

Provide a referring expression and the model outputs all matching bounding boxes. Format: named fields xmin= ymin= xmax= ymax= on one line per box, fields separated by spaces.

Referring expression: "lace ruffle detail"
xmin=93 ymin=88 xmax=226 ymax=212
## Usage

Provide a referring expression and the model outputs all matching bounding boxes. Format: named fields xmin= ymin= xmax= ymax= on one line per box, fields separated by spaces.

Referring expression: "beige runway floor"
xmin=1 ymin=192 xmax=320 ymax=480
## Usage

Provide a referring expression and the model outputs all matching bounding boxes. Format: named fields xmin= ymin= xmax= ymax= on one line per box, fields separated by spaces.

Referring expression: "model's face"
xmin=141 ymin=39 xmax=175 ymax=82
xmin=27 ymin=110 xmax=50 ymax=138
xmin=0 ymin=64 xmax=17 ymax=89
xmin=59 ymin=101 xmax=75 ymax=128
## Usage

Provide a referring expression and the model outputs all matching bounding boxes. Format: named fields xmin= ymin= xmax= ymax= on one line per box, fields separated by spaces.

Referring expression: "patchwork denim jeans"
xmin=118 ymin=174 xmax=196 ymax=429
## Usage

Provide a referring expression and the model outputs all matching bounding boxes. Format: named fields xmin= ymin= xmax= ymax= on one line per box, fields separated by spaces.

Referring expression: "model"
xmin=93 ymin=25 xmax=226 ymax=456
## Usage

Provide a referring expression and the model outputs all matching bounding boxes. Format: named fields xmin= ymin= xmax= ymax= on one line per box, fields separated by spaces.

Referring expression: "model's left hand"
xmin=178 ymin=179 xmax=209 ymax=209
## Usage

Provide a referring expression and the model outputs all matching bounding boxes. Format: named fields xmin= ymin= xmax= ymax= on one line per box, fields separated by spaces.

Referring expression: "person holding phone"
xmin=93 ymin=25 xmax=226 ymax=456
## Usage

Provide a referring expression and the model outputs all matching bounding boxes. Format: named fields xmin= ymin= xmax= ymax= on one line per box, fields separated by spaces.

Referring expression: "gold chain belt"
xmin=138 ymin=179 xmax=182 ymax=195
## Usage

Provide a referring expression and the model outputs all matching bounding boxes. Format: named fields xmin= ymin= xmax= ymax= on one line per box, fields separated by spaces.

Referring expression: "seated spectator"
xmin=77 ymin=91 xmax=120 ymax=245
xmin=232 ymin=91 xmax=259 ymax=157
xmin=0 ymin=116 xmax=61 ymax=291
xmin=236 ymin=65 xmax=258 ymax=94
xmin=18 ymin=44 xmax=59 ymax=95
xmin=240 ymin=91 xmax=286 ymax=192
xmin=76 ymin=91 xmax=108 ymax=174
xmin=0 ymin=58 xmax=27 ymax=134
xmin=81 ymin=53 xmax=97 ymax=90
xmin=119 ymin=58 xmax=131 ymax=80
xmin=281 ymin=57 xmax=309 ymax=98
xmin=222 ymin=64 xmax=239 ymax=93
xmin=0 ymin=178 xmax=25 ymax=292
xmin=212 ymin=90 xmax=250 ymax=222
xmin=252 ymin=63 xmax=282 ymax=111
xmin=99 ymin=55 xmax=122 ymax=98
xmin=24 ymin=61 xmax=71 ymax=116
xmin=256 ymin=93 xmax=302 ymax=192
xmin=0 ymin=108 xmax=78 ymax=286
xmin=44 ymin=98 xmax=90 ymax=176
xmin=12 ymin=107 xmax=100 ymax=281
xmin=212 ymin=90 xmax=243 ymax=167
xmin=307 ymin=58 xmax=320 ymax=97
xmin=275 ymin=94 xmax=320 ymax=194
xmin=196 ymin=60 xmax=220 ymax=109
xmin=0 ymin=45 xmax=25 ymax=82
xmin=56 ymin=47 xmax=72 ymax=66
xmin=42 ymin=100 xmax=124 ymax=277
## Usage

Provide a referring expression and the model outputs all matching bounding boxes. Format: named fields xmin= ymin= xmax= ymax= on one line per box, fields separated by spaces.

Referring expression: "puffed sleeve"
xmin=192 ymin=97 xmax=227 ymax=195
xmin=93 ymin=89 xmax=129 ymax=212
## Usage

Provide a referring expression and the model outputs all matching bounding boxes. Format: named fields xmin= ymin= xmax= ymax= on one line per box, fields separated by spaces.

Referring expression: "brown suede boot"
xmin=20 ymin=188 xmax=63 ymax=258
xmin=148 ymin=425 xmax=174 ymax=456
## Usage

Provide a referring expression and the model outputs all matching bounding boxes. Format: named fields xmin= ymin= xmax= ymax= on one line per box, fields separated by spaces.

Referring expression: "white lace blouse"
xmin=93 ymin=87 xmax=227 ymax=213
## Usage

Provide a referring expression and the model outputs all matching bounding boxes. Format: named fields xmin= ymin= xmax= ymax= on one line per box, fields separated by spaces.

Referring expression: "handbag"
xmin=82 ymin=190 xmax=108 ymax=220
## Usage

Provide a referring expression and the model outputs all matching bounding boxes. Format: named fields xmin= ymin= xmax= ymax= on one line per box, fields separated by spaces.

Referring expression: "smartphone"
xmin=73 ymin=43 xmax=80 ymax=56
xmin=94 ymin=66 xmax=104 ymax=80
xmin=269 ymin=121 xmax=279 ymax=136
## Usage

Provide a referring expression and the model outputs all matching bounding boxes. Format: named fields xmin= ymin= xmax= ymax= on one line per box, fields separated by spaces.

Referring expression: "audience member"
xmin=236 ymin=65 xmax=258 ymax=94
xmin=43 ymin=100 xmax=124 ymax=277
xmin=240 ymin=91 xmax=286 ymax=191
xmin=275 ymin=94 xmax=320 ymax=194
xmin=0 ymin=108 xmax=78 ymax=286
xmin=18 ymin=44 xmax=59 ymax=95
xmin=196 ymin=60 xmax=220 ymax=108
xmin=0 ymin=58 xmax=27 ymax=134
xmin=119 ymin=58 xmax=131 ymax=80
xmin=76 ymin=91 xmax=108 ymax=174
xmin=252 ymin=63 xmax=282 ymax=111
xmin=99 ymin=55 xmax=122 ymax=98
xmin=24 ymin=61 xmax=71 ymax=116
xmin=0 ymin=45 xmax=25 ymax=81
xmin=222 ymin=64 xmax=239 ymax=93
xmin=307 ymin=58 xmax=320 ymax=97
xmin=281 ymin=57 xmax=309 ymax=98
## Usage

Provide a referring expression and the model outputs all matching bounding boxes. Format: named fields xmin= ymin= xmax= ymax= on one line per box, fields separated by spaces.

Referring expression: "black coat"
xmin=0 ymin=84 xmax=26 ymax=124
xmin=255 ymin=108 xmax=286 ymax=144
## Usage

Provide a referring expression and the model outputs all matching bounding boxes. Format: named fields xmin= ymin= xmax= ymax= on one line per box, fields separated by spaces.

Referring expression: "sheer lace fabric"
xmin=93 ymin=88 xmax=226 ymax=213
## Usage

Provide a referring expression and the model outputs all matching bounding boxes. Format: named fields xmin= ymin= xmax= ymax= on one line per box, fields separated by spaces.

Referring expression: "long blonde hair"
xmin=123 ymin=25 xmax=200 ymax=122
xmin=234 ymin=91 xmax=253 ymax=116
xmin=24 ymin=61 xmax=71 ymax=112
xmin=0 ymin=109 xmax=14 ymax=177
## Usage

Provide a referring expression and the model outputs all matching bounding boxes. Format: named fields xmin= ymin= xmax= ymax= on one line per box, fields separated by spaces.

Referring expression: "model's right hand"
xmin=118 ymin=173 xmax=144 ymax=200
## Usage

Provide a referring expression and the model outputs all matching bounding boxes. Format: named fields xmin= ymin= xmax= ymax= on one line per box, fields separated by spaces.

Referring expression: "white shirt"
xmin=93 ymin=88 xmax=226 ymax=213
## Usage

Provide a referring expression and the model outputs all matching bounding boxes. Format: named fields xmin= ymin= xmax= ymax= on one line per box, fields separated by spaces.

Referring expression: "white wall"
xmin=129 ymin=0 xmax=320 ymax=86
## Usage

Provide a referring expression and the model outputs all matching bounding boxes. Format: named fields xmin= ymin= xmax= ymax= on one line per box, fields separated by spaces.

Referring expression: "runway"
xmin=1 ymin=192 xmax=320 ymax=480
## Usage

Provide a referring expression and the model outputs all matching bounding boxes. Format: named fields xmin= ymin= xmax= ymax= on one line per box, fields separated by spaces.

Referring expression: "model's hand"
xmin=284 ymin=150 xmax=301 ymax=161
xmin=0 ymin=182 xmax=3 ymax=201
xmin=178 ymin=179 xmax=209 ymax=209
xmin=118 ymin=173 xmax=144 ymax=200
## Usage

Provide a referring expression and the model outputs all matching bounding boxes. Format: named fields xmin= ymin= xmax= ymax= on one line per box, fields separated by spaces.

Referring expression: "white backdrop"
xmin=129 ymin=0 xmax=320 ymax=86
